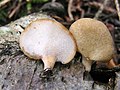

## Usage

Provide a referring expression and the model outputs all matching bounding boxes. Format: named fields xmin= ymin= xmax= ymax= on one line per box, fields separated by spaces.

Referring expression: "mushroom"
xmin=19 ymin=19 xmax=76 ymax=76
xmin=69 ymin=18 xmax=115 ymax=72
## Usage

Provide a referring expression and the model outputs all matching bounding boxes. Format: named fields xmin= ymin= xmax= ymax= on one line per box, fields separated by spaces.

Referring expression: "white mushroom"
xmin=70 ymin=18 xmax=115 ymax=72
xmin=19 ymin=19 xmax=76 ymax=75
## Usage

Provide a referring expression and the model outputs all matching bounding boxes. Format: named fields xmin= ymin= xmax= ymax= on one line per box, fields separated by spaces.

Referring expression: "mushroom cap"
xmin=19 ymin=19 xmax=76 ymax=64
xmin=70 ymin=18 xmax=114 ymax=62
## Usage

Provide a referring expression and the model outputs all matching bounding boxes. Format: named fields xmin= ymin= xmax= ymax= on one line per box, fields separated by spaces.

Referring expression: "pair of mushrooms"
xmin=19 ymin=18 xmax=115 ymax=76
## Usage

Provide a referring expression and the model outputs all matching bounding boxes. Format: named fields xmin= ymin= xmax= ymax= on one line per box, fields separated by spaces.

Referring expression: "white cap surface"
xmin=20 ymin=19 xmax=76 ymax=65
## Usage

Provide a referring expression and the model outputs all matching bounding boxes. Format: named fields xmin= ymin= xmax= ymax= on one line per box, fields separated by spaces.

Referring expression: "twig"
xmin=94 ymin=0 xmax=109 ymax=19
xmin=68 ymin=0 xmax=74 ymax=21
xmin=114 ymin=0 xmax=120 ymax=21
xmin=8 ymin=3 xmax=21 ymax=18
xmin=8 ymin=0 xmax=17 ymax=14
xmin=8 ymin=2 xmax=21 ymax=18
xmin=76 ymin=0 xmax=85 ymax=18
xmin=0 ymin=0 xmax=11 ymax=8
xmin=88 ymin=2 xmax=116 ymax=14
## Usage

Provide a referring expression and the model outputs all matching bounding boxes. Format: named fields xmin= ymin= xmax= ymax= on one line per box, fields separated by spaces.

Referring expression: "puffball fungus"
xmin=19 ymin=19 xmax=76 ymax=75
xmin=70 ymin=18 xmax=115 ymax=72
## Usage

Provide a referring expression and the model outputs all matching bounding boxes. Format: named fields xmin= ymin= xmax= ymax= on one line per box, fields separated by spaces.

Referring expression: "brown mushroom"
xmin=19 ymin=19 xmax=76 ymax=76
xmin=69 ymin=18 xmax=115 ymax=72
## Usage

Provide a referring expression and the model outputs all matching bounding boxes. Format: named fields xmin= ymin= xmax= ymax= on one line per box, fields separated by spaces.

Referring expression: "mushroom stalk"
xmin=42 ymin=55 xmax=56 ymax=70
xmin=82 ymin=55 xmax=93 ymax=72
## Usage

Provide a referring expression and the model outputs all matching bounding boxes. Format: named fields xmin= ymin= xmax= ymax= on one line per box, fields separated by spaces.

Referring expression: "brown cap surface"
xmin=70 ymin=18 xmax=114 ymax=62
